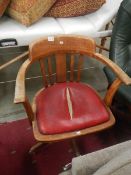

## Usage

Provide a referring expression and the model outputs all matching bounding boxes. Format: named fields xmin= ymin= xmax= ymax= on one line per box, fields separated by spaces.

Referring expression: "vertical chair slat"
xmin=39 ymin=59 xmax=48 ymax=87
xmin=56 ymin=53 xmax=66 ymax=82
xmin=77 ymin=55 xmax=84 ymax=82
xmin=47 ymin=57 xmax=54 ymax=85
xmin=70 ymin=54 xmax=75 ymax=82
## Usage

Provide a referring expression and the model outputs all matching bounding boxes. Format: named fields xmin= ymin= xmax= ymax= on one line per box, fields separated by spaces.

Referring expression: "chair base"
xmin=29 ymin=139 xmax=81 ymax=156
xmin=70 ymin=139 xmax=81 ymax=157
xmin=29 ymin=142 xmax=51 ymax=154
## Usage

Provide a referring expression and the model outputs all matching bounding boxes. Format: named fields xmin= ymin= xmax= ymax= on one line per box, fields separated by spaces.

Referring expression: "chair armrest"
xmin=94 ymin=53 xmax=131 ymax=85
xmin=104 ymin=78 xmax=122 ymax=106
xmin=94 ymin=53 xmax=131 ymax=106
xmin=14 ymin=59 xmax=31 ymax=103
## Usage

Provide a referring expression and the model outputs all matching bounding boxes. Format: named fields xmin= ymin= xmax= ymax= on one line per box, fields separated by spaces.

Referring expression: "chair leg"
xmin=63 ymin=162 xmax=72 ymax=171
xmin=63 ymin=139 xmax=80 ymax=172
xmin=71 ymin=139 xmax=81 ymax=157
xmin=29 ymin=142 xmax=51 ymax=154
xmin=29 ymin=142 xmax=44 ymax=154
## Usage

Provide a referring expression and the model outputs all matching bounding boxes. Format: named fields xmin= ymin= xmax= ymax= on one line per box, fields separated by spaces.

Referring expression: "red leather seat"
xmin=35 ymin=82 xmax=109 ymax=134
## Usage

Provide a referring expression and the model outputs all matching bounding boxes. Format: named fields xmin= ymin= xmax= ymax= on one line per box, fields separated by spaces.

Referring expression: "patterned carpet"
xmin=0 ymin=117 xmax=131 ymax=175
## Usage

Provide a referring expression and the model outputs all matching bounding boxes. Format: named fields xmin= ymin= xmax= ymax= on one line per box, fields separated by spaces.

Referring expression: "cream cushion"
xmin=0 ymin=0 xmax=122 ymax=46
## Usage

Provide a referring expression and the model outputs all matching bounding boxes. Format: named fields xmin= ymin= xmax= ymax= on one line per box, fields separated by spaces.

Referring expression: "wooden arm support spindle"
xmin=93 ymin=53 xmax=131 ymax=106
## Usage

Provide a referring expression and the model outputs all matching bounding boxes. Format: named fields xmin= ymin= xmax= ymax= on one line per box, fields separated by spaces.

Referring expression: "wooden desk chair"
xmin=14 ymin=35 xmax=131 ymax=155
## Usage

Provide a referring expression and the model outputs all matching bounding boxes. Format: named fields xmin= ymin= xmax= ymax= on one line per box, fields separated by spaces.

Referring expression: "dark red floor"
xmin=0 ymin=117 xmax=131 ymax=175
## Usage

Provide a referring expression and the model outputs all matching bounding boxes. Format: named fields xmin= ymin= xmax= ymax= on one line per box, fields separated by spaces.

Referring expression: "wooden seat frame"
xmin=14 ymin=35 xmax=131 ymax=154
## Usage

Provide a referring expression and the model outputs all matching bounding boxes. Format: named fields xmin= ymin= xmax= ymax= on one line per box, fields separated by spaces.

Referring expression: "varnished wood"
xmin=14 ymin=59 xmax=31 ymax=103
xmin=56 ymin=53 xmax=66 ymax=82
xmin=29 ymin=35 xmax=95 ymax=62
xmin=70 ymin=54 xmax=75 ymax=81
xmin=14 ymin=35 xmax=131 ymax=155
xmin=94 ymin=53 xmax=131 ymax=85
xmin=39 ymin=59 xmax=48 ymax=87
xmin=77 ymin=55 xmax=84 ymax=82
xmin=29 ymin=142 xmax=45 ymax=154
xmin=29 ymin=142 xmax=52 ymax=154
xmin=23 ymin=97 xmax=34 ymax=125
xmin=47 ymin=57 xmax=54 ymax=85
xmin=29 ymin=35 xmax=131 ymax=85
xmin=104 ymin=78 xmax=122 ymax=107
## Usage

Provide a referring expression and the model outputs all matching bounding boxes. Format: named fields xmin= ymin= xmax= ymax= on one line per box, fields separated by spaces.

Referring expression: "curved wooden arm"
xmin=14 ymin=59 xmax=31 ymax=103
xmin=14 ymin=59 xmax=35 ymax=124
xmin=104 ymin=78 xmax=122 ymax=106
xmin=94 ymin=53 xmax=131 ymax=85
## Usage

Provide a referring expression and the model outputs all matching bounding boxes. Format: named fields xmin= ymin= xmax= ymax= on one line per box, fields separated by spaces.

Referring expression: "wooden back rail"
xmin=38 ymin=53 xmax=84 ymax=87
xmin=14 ymin=36 xmax=131 ymax=124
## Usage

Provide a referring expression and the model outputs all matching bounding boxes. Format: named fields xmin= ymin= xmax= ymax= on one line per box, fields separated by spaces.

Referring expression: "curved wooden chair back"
xmin=29 ymin=36 xmax=96 ymax=87
xmin=15 ymin=35 xmax=131 ymax=108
